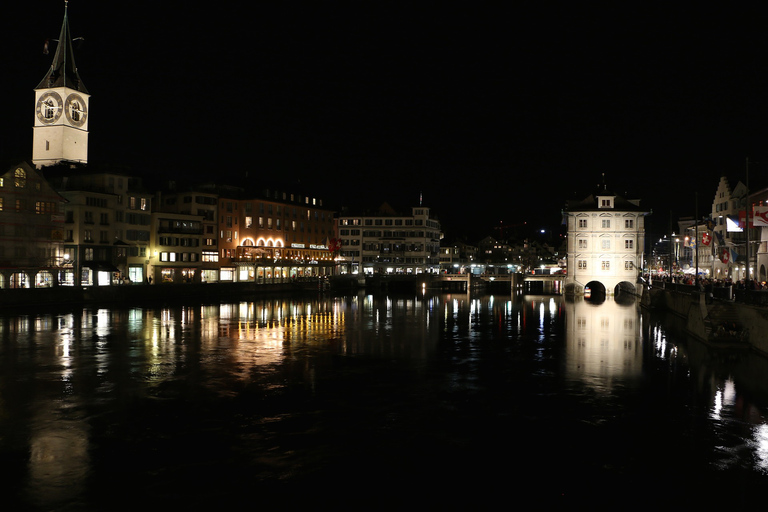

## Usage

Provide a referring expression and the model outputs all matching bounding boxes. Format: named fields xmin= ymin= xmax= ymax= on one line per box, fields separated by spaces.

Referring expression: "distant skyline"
xmin=3 ymin=3 xmax=767 ymax=240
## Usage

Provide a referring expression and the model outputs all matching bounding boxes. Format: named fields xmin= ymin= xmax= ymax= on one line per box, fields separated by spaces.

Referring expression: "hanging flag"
xmin=720 ymin=248 xmax=730 ymax=264
xmin=714 ymin=230 xmax=725 ymax=245
xmin=738 ymin=211 xmax=755 ymax=229
xmin=754 ymin=206 xmax=768 ymax=227
xmin=701 ymin=232 xmax=711 ymax=246
xmin=705 ymin=218 xmax=716 ymax=231
xmin=731 ymin=248 xmax=739 ymax=262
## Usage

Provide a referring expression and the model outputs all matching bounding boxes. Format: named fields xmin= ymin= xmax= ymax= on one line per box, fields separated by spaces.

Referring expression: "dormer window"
xmin=598 ymin=196 xmax=614 ymax=208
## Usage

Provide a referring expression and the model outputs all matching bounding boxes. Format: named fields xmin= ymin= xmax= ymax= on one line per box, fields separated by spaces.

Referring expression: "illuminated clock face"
xmin=64 ymin=93 xmax=88 ymax=127
xmin=35 ymin=91 xmax=63 ymax=124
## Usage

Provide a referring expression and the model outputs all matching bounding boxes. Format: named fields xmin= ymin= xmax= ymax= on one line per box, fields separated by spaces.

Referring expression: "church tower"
xmin=33 ymin=1 xmax=90 ymax=168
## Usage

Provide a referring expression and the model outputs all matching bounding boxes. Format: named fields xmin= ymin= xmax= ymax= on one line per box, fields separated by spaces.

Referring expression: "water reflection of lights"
xmin=752 ymin=424 xmax=768 ymax=472
xmin=711 ymin=378 xmax=737 ymax=421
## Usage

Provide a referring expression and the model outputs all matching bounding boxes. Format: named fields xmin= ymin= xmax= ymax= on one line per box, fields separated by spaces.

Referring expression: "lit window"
xmin=14 ymin=168 xmax=26 ymax=188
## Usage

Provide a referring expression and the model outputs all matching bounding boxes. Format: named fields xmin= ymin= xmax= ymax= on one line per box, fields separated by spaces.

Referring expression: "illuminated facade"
xmin=564 ymin=188 xmax=648 ymax=296
xmin=158 ymin=190 xmax=219 ymax=282
xmin=337 ymin=203 xmax=442 ymax=275
xmin=149 ymin=212 xmax=203 ymax=284
xmin=33 ymin=3 xmax=90 ymax=168
xmin=216 ymin=189 xmax=337 ymax=282
xmin=710 ymin=176 xmax=747 ymax=279
xmin=53 ymin=170 xmax=153 ymax=286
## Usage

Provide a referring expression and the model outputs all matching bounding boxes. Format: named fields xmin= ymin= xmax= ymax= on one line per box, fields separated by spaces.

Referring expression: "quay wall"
xmin=644 ymin=285 xmax=768 ymax=357
xmin=0 ymin=281 xmax=319 ymax=311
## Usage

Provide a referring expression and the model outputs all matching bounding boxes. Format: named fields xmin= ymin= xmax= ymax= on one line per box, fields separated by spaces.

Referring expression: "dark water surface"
xmin=2 ymin=291 xmax=768 ymax=509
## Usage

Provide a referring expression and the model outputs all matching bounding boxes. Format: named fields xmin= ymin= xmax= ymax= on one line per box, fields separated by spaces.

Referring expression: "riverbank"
xmin=642 ymin=284 xmax=768 ymax=357
xmin=0 ymin=281 xmax=331 ymax=311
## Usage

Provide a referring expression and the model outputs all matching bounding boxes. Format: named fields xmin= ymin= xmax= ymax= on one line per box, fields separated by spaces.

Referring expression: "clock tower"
xmin=33 ymin=1 xmax=90 ymax=168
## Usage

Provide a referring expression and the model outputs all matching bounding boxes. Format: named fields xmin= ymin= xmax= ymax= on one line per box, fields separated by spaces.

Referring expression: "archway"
xmin=584 ymin=280 xmax=606 ymax=302
xmin=10 ymin=272 xmax=30 ymax=289
xmin=614 ymin=280 xmax=637 ymax=297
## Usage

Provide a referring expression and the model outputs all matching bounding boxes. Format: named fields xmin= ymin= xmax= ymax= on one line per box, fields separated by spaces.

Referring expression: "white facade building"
xmin=564 ymin=188 xmax=648 ymax=296
xmin=337 ymin=203 xmax=442 ymax=275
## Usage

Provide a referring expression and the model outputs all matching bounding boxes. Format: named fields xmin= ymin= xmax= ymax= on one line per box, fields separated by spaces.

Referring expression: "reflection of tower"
xmin=33 ymin=3 xmax=90 ymax=168
xmin=564 ymin=297 xmax=643 ymax=390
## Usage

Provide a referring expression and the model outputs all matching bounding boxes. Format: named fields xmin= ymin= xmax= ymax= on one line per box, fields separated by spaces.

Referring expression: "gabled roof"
xmin=35 ymin=3 xmax=88 ymax=93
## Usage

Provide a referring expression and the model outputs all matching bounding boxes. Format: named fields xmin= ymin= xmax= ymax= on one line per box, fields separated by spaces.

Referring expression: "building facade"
xmin=337 ymin=203 xmax=442 ymax=275
xmin=216 ymin=188 xmax=337 ymax=282
xmin=0 ymin=162 xmax=67 ymax=288
xmin=564 ymin=188 xmax=648 ymax=296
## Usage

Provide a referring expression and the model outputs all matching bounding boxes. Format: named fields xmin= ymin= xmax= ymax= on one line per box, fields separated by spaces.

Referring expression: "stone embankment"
xmin=643 ymin=282 xmax=768 ymax=357
xmin=0 ymin=280 xmax=336 ymax=311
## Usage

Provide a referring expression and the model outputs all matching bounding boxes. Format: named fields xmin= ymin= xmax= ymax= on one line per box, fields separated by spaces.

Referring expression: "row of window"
xmin=577 ymin=219 xmax=635 ymax=229
xmin=0 ymin=198 xmax=58 ymax=213
xmin=159 ymin=252 xmax=200 ymax=262
xmin=341 ymin=218 xmax=430 ymax=227
xmin=576 ymin=260 xmax=635 ymax=270
xmin=158 ymin=236 xmax=200 ymax=247
xmin=221 ymin=201 xmax=329 ymax=219
xmin=576 ymin=239 xmax=635 ymax=249
xmin=66 ymin=210 xmax=151 ymax=225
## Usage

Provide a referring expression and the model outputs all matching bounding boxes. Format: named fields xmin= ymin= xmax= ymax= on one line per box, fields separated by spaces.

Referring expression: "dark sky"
xmin=3 ymin=2 xmax=768 ymax=241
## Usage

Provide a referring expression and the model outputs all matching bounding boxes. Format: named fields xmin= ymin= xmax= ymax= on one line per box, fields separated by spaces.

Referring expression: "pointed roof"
xmin=35 ymin=2 xmax=88 ymax=93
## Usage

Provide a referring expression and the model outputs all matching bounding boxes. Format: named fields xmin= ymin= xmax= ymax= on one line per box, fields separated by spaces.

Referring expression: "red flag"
xmin=754 ymin=206 xmax=768 ymax=227
xmin=720 ymin=248 xmax=730 ymax=264
xmin=701 ymin=232 xmax=711 ymax=246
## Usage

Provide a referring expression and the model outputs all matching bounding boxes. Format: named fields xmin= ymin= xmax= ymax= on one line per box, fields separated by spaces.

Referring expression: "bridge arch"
xmin=584 ymin=280 xmax=606 ymax=301
xmin=614 ymin=280 xmax=637 ymax=297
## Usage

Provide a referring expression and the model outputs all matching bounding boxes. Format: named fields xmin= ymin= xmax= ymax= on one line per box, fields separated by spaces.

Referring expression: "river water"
xmin=2 ymin=291 xmax=768 ymax=510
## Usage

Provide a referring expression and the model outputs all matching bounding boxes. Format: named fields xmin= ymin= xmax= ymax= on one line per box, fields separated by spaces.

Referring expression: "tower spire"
xmin=35 ymin=1 xmax=88 ymax=94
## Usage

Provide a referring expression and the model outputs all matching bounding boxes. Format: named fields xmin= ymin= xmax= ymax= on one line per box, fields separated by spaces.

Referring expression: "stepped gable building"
xmin=336 ymin=201 xmax=442 ymax=275
xmin=563 ymin=184 xmax=649 ymax=297
xmin=0 ymin=162 xmax=67 ymax=288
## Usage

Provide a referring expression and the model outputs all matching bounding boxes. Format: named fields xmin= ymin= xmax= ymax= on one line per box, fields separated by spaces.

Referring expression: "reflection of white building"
xmin=564 ymin=297 xmax=643 ymax=389
xmin=564 ymin=185 xmax=649 ymax=296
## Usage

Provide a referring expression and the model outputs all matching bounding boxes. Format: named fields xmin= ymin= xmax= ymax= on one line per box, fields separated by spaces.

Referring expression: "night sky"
xmin=3 ymin=2 xmax=768 ymax=241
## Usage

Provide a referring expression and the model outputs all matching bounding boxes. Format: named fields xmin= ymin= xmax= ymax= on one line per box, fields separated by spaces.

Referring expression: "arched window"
xmin=14 ymin=168 xmax=26 ymax=188
xmin=43 ymin=99 xmax=56 ymax=119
